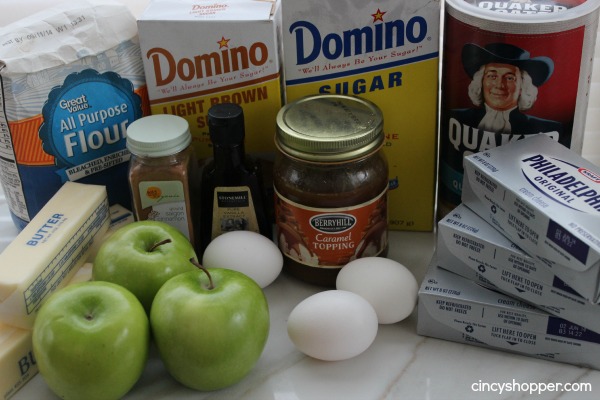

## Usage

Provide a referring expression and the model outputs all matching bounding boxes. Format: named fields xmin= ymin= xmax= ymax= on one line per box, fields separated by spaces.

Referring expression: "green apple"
xmin=93 ymin=220 xmax=197 ymax=312
xmin=150 ymin=265 xmax=270 ymax=391
xmin=32 ymin=281 xmax=150 ymax=400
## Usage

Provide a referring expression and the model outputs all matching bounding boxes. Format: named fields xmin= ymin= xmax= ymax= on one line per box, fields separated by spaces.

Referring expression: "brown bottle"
xmin=199 ymin=103 xmax=272 ymax=253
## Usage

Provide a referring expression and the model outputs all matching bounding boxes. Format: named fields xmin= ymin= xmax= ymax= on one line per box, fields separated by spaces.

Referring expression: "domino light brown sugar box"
xmin=461 ymin=134 xmax=600 ymax=303
xmin=137 ymin=0 xmax=283 ymax=160
xmin=281 ymin=0 xmax=441 ymax=231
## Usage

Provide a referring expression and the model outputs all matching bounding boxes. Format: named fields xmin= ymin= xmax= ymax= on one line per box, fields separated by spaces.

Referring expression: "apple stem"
xmin=190 ymin=258 xmax=215 ymax=290
xmin=149 ymin=238 xmax=172 ymax=252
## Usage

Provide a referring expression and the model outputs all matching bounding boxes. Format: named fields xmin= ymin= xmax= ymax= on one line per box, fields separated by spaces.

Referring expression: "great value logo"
xmin=39 ymin=69 xmax=142 ymax=182
xmin=520 ymin=154 xmax=600 ymax=213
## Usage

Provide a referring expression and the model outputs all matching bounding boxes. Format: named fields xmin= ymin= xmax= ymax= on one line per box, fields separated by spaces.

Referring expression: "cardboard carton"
xmin=418 ymin=259 xmax=600 ymax=370
xmin=280 ymin=0 xmax=440 ymax=231
xmin=461 ymin=135 xmax=600 ymax=302
xmin=137 ymin=0 xmax=283 ymax=159
xmin=437 ymin=204 xmax=600 ymax=333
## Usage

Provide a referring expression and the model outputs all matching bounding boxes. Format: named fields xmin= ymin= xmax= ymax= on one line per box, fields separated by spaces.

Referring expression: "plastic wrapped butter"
xmin=0 ymin=182 xmax=109 ymax=329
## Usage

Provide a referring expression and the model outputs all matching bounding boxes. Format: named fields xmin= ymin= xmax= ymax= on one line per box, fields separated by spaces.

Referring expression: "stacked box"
xmin=417 ymin=260 xmax=600 ymax=370
xmin=280 ymin=0 xmax=440 ymax=231
xmin=137 ymin=0 xmax=283 ymax=160
xmin=437 ymin=204 xmax=600 ymax=333
xmin=419 ymin=135 xmax=600 ymax=369
xmin=461 ymin=134 xmax=600 ymax=303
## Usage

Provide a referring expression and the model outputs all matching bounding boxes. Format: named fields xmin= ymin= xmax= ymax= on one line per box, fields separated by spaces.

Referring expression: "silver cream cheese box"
xmin=437 ymin=204 xmax=600 ymax=333
xmin=461 ymin=134 xmax=600 ymax=302
xmin=417 ymin=259 xmax=600 ymax=370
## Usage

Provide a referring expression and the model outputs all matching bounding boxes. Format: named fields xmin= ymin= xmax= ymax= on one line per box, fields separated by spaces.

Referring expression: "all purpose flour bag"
xmin=0 ymin=0 xmax=149 ymax=229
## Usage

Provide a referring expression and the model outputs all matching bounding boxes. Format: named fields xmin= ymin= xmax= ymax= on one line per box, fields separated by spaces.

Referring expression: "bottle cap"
xmin=126 ymin=114 xmax=192 ymax=157
xmin=208 ymin=103 xmax=245 ymax=145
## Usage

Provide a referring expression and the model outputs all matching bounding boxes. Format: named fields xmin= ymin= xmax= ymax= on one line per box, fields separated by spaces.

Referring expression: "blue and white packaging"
xmin=0 ymin=0 xmax=148 ymax=230
xmin=437 ymin=204 xmax=600 ymax=333
xmin=461 ymin=134 xmax=600 ymax=303
xmin=418 ymin=259 xmax=600 ymax=370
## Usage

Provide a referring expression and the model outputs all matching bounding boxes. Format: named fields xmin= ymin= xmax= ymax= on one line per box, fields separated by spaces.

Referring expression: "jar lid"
xmin=126 ymin=114 xmax=192 ymax=157
xmin=276 ymin=95 xmax=384 ymax=162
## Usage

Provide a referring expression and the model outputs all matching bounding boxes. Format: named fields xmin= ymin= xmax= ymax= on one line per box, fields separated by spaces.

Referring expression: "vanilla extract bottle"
xmin=200 ymin=103 xmax=272 ymax=252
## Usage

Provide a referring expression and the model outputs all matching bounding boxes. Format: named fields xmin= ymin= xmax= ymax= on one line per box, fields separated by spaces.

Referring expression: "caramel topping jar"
xmin=274 ymin=95 xmax=389 ymax=286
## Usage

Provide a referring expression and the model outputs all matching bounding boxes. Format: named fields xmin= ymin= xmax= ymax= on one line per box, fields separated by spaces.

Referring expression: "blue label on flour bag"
xmin=39 ymin=69 xmax=141 ymax=181
xmin=33 ymin=69 xmax=142 ymax=215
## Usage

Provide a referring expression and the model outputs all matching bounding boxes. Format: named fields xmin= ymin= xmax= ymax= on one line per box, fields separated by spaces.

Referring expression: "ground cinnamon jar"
xmin=274 ymin=94 xmax=389 ymax=287
xmin=126 ymin=114 xmax=200 ymax=249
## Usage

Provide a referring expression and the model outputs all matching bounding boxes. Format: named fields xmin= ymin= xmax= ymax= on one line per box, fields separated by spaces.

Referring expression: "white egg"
xmin=336 ymin=257 xmax=418 ymax=324
xmin=287 ymin=290 xmax=378 ymax=361
xmin=202 ymin=231 xmax=283 ymax=288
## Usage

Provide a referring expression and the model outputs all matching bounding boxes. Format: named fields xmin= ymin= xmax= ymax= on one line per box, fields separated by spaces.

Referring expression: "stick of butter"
xmin=0 ymin=182 xmax=109 ymax=329
xmin=0 ymin=323 xmax=36 ymax=400
xmin=1 ymin=260 xmax=95 ymax=399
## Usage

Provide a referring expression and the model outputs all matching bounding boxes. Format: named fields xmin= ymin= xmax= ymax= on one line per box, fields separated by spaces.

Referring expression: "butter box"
xmin=0 ymin=324 xmax=36 ymax=400
xmin=137 ymin=0 xmax=283 ymax=160
xmin=0 ymin=262 xmax=93 ymax=400
xmin=280 ymin=0 xmax=441 ymax=231
xmin=417 ymin=259 xmax=600 ymax=370
xmin=437 ymin=204 xmax=600 ymax=333
xmin=461 ymin=134 xmax=600 ymax=302
xmin=0 ymin=182 xmax=109 ymax=330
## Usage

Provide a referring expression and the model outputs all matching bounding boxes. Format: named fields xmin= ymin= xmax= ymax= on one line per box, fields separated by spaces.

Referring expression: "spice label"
xmin=139 ymin=180 xmax=191 ymax=239
xmin=275 ymin=188 xmax=388 ymax=268
xmin=211 ymin=186 xmax=260 ymax=239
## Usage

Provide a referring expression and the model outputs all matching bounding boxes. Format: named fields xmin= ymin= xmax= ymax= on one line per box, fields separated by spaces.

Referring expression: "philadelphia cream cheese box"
xmin=280 ymin=0 xmax=441 ymax=231
xmin=461 ymin=134 xmax=600 ymax=302
xmin=417 ymin=259 xmax=600 ymax=370
xmin=137 ymin=0 xmax=283 ymax=159
xmin=437 ymin=204 xmax=600 ymax=333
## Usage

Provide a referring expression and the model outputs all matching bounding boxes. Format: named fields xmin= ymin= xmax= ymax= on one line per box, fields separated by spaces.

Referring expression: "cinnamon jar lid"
xmin=126 ymin=114 xmax=191 ymax=157
xmin=275 ymin=94 xmax=384 ymax=162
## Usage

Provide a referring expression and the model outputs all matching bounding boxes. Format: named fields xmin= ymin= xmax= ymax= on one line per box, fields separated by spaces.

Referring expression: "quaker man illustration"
xmin=451 ymin=42 xmax=563 ymax=137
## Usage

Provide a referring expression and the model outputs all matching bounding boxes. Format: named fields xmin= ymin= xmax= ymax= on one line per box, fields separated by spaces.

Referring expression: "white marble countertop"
xmin=3 ymin=184 xmax=600 ymax=400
